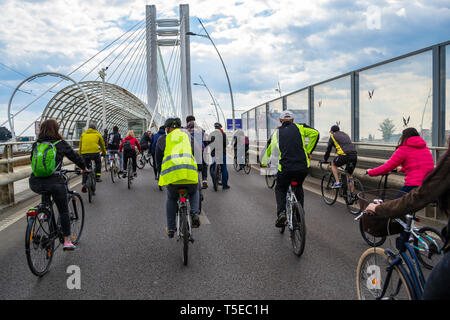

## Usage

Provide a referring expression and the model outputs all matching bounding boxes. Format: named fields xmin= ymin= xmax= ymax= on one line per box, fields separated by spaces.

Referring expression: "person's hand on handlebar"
xmin=365 ymin=201 xmax=381 ymax=215
xmin=80 ymin=168 xmax=89 ymax=174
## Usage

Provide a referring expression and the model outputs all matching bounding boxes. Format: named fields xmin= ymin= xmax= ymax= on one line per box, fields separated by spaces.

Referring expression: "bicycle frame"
xmin=286 ymin=185 xmax=298 ymax=231
xmin=176 ymin=194 xmax=192 ymax=238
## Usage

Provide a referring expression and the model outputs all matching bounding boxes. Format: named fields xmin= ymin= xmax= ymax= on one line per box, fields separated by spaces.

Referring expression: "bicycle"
xmin=355 ymin=190 xmax=440 ymax=299
xmin=125 ymin=157 xmax=134 ymax=189
xmin=137 ymin=150 xmax=153 ymax=169
xmin=85 ymin=160 xmax=97 ymax=203
xmin=25 ymin=169 xmax=85 ymax=277
xmin=211 ymin=160 xmax=223 ymax=192
xmin=279 ymin=180 xmax=307 ymax=257
xmin=176 ymin=187 xmax=194 ymax=266
xmin=109 ymin=152 xmax=122 ymax=183
xmin=360 ymin=171 xmax=445 ymax=270
xmin=103 ymin=154 xmax=109 ymax=172
xmin=319 ymin=160 xmax=364 ymax=215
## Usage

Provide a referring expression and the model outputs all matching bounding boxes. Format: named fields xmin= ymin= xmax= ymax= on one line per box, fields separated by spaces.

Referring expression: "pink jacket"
xmin=368 ymin=136 xmax=434 ymax=186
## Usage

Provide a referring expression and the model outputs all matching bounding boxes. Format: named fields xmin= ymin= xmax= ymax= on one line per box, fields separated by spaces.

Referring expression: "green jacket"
xmin=79 ymin=128 xmax=107 ymax=155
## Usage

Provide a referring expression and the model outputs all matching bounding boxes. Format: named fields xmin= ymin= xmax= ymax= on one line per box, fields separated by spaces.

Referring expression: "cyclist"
xmin=151 ymin=126 xmax=166 ymax=180
xmin=261 ymin=110 xmax=319 ymax=227
xmin=79 ymin=123 xmax=106 ymax=191
xmin=186 ymin=115 xmax=208 ymax=189
xmin=323 ymin=125 xmax=357 ymax=190
xmin=367 ymin=127 xmax=434 ymax=194
xmin=365 ymin=135 xmax=449 ymax=300
xmin=29 ymin=119 xmax=88 ymax=250
xmin=139 ymin=130 xmax=152 ymax=158
xmin=103 ymin=129 xmax=109 ymax=166
xmin=209 ymin=122 xmax=230 ymax=189
xmin=155 ymin=117 xmax=202 ymax=238
xmin=119 ymin=130 xmax=141 ymax=178
xmin=107 ymin=125 xmax=123 ymax=174
xmin=232 ymin=128 xmax=249 ymax=170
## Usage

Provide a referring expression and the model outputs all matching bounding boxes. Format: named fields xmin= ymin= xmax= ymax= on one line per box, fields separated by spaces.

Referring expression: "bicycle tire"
xmin=88 ymin=179 xmax=92 ymax=203
xmin=321 ymin=173 xmax=338 ymax=205
xmin=104 ymin=156 xmax=109 ymax=172
xmin=91 ymin=172 xmax=96 ymax=194
xmin=213 ymin=165 xmax=219 ymax=192
xmin=346 ymin=178 xmax=364 ymax=215
xmin=359 ymin=219 xmax=386 ymax=247
xmin=233 ymin=157 xmax=240 ymax=172
xmin=180 ymin=206 xmax=189 ymax=266
xmin=414 ymin=226 xmax=445 ymax=270
xmin=110 ymin=162 xmax=115 ymax=183
xmin=243 ymin=158 xmax=251 ymax=174
xmin=356 ymin=247 xmax=415 ymax=300
xmin=265 ymin=174 xmax=276 ymax=189
xmin=290 ymin=202 xmax=306 ymax=257
xmin=127 ymin=158 xmax=132 ymax=189
xmin=25 ymin=208 xmax=54 ymax=277
xmin=148 ymin=153 xmax=154 ymax=168
xmin=137 ymin=153 xmax=145 ymax=169
xmin=68 ymin=192 xmax=85 ymax=245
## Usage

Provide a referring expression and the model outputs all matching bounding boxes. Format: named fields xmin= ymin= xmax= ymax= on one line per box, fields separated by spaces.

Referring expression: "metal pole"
xmin=197 ymin=76 xmax=220 ymax=122
xmin=146 ymin=5 xmax=158 ymax=114
xmin=197 ymin=18 xmax=235 ymax=131
xmin=99 ymin=68 xmax=107 ymax=131
xmin=180 ymin=4 xmax=193 ymax=125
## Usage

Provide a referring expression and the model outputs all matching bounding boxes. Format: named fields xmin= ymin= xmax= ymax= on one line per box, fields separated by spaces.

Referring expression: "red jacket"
xmin=119 ymin=136 xmax=141 ymax=153
xmin=368 ymin=136 xmax=434 ymax=186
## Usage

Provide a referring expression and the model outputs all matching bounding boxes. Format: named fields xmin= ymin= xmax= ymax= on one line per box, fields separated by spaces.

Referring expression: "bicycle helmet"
xmin=164 ymin=117 xmax=182 ymax=129
xmin=214 ymin=122 xmax=222 ymax=129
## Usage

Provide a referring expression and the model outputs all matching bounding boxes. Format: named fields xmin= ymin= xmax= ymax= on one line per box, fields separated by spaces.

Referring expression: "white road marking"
xmin=199 ymin=210 xmax=211 ymax=225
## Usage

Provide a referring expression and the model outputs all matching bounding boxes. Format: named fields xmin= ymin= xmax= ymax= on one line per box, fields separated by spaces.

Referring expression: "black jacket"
xmin=29 ymin=137 xmax=86 ymax=185
xmin=209 ymin=129 xmax=227 ymax=157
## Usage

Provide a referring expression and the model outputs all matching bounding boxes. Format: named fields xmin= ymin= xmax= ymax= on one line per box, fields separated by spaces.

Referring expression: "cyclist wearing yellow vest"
xmin=323 ymin=125 xmax=357 ymax=189
xmin=79 ymin=123 xmax=107 ymax=190
xmin=155 ymin=117 xmax=202 ymax=238
xmin=261 ymin=110 xmax=319 ymax=228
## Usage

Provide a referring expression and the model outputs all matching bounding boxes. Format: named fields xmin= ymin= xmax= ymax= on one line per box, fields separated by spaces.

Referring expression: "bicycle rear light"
xmin=291 ymin=181 xmax=298 ymax=186
xmin=180 ymin=197 xmax=187 ymax=203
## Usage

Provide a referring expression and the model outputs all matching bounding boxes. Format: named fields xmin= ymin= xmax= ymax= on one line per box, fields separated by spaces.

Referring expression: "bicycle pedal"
xmin=189 ymin=237 xmax=195 ymax=243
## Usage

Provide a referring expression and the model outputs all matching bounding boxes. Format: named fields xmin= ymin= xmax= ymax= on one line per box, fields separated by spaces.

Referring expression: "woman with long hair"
xmin=29 ymin=119 xmax=88 ymax=250
xmin=367 ymin=127 xmax=434 ymax=193
xmin=119 ymin=130 xmax=141 ymax=178
xmin=366 ymin=135 xmax=450 ymax=299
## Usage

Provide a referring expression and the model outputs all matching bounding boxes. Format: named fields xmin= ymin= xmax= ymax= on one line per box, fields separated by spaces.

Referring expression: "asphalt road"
xmin=0 ymin=162 xmax=394 ymax=300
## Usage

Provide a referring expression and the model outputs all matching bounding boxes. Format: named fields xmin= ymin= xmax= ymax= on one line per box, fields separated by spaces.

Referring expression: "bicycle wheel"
xmin=104 ymin=156 xmax=109 ymax=172
xmin=213 ymin=165 xmax=219 ymax=192
xmin=110 ymin=162 xmax=116 ymax=183
xmin=321 ymin=173 xmax=338 ymax=205
xmin=87 ymin=175 xmax=93 ymax=203
xmin=290 ymin=202 xmax=306 ymax=257
xmin=127 ymin=159 xmax=132 ymax=189
xmin=233 ymin=157 xmax=240 ymax=172
xmin=68 ymin=192 xmax=85 ymax=245
xmin=265 ymin=174 xmax=276 ymax=189
xmin=25 ymin=207 xmax=55 ymax=277
xmin=359 ymin=219 xmax=386 ymax=247
xmin=414 ymin=227 xmax=445 ymax=270
xmin=91 ymin=172 xmax=96 ymax=194
xmin=180 ymin=207 xmax=189 ymax=266
xmin=243 ymin=157 xmax=251 ymax=174
xmin=148 ymin=153 xmax=154 ymax=167
xmin=136 ymin=153 xmax=145 ymax=169
xmin=346 ymin=178 xmax=364 ymax=215
xmin=356 ymin=247 xmax=415 ymax=300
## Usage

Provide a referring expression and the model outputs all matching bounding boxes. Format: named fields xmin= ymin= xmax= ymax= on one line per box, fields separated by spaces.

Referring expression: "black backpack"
xmin=108 ymin=133 xmax=121 ymax=150
xmin=122 ymin=140 xmax=133 ymax=153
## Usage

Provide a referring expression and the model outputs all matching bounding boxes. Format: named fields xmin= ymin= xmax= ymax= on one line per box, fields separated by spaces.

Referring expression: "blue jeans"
xmin=166 ymin=184 xmax=200 ymax=232
xmin=210 ymin=154 xmax=229 ymax=187
xmin=395 ymin=185 xmax=418 ymax=199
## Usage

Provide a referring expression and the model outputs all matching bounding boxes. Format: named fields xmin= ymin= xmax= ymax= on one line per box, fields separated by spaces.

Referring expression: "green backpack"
xmin=31 ymin=141 xmax=61 ymax=177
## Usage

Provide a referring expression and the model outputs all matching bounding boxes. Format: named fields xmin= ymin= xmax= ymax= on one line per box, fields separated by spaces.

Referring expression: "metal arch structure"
xmin=7 ymin=72 xmax=91 ymax=141
xmin=42 ymin=81 xmax=153 ymax=138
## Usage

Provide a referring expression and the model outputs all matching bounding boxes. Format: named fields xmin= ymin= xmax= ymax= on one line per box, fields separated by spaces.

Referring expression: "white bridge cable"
xmin=2 ymin=19 xmax=146 ymax=128
xmin=129 ymin=48 xmax=147 ymax=99
xmin=120 ymin=39 xmax=147 ymax=91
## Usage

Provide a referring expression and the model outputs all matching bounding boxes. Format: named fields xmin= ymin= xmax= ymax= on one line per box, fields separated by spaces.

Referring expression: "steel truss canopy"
xmin=42 ymin=81 xmax=152 ymax=138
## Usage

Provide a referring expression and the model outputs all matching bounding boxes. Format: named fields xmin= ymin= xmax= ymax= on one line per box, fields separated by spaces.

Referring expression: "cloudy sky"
xmin=0 ymin=0 xmax=449 ymax=135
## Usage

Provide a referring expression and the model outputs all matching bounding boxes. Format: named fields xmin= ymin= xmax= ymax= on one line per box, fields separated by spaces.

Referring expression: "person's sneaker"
xmin=275 ymin=212 xmax=287 ymax=228
xmin=165 ymin=228 xmax=175 ymax=238
xmin=202 ymin=180 xmax=208 ymax=189
xmin=63 ymin=241 xmax=76 ymax=251
xmin=332 ymin=182 xmax=342 ymax=189
xmin=81 ymin=186 xmax=87 ymax=193
xmin=96 ymin=177 xmax=102 ymax=182
xmin=191 ymin=214 xmax=201 ymax=228
xmin=222 ymin=185 xmax=230 ymax=190
xmin=122 ymin=173 xmax=127 ymax=178
xmin=133 ymin=172 xmax=137 ymax=177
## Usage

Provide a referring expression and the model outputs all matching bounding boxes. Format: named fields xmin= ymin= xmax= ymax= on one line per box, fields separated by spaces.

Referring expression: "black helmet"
xmin=330 ymin=125 xmax=340 ymax=132
xmin=214 ymin=122 xmax=222 ymax=129
xmin=164 ymin=117 xmax=181 ymax=129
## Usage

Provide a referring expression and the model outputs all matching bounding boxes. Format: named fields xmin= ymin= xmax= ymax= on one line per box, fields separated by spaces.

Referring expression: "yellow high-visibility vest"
xmin=159 ymin=129 xmax=198 ymax=186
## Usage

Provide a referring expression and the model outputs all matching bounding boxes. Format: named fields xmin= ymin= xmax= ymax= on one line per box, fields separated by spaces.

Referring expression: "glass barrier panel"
xmin=359 ymin=50 xmax=433 ymax=145
xmin=446 ymin=45 xmax=449 ymax=144
xmin=256 ymin=104 xmax=267 ymax=160
xmin=286 ymin=90 xmax=309 ymax=124
xmin=313 ymin=76 xmax=351 ymax=143
xmin=268 ymin=98 xmax=283 ymax=137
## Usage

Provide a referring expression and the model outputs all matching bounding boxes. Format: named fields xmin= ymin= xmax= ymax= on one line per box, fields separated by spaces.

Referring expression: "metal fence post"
xmin=0 ymin=144 xmax=15 ymax=205
xmin=351 ymin=72 xmax=360 ymax=142
xmin=308 ymin=86 xmax=314 ymax=128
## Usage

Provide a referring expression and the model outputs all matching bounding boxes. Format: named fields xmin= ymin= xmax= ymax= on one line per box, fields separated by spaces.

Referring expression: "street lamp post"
xmin=98 ymin=67 xmax=108 ymax=131
xmin=193 ymin=76 xmax=220 ymax=123
xmin=187 ymin=18 xmax=236 ymax=130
